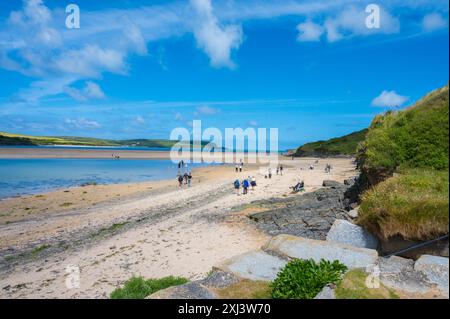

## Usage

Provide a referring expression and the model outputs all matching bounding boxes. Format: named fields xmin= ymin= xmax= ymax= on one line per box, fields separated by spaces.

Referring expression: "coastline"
xmin=0 ymin=157 xmax=358 ymax=298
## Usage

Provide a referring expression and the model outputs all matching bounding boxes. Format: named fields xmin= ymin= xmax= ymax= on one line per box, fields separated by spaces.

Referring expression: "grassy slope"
xmin=0 ymin=132 xmax=212 ymax=148
xmin=357 ymin=85 xmax=449 ymax=240
xmin=357 ymin=85 xmax=449 ymax=172
xmin=293 ymin=129 xmax=368 ymax=157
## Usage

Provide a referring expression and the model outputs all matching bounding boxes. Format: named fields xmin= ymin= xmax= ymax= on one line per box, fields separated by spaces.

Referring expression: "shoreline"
xmin=0 ymin=157 xmax=358 ymax=298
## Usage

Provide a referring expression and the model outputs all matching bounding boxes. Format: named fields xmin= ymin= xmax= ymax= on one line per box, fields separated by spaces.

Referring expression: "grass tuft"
xmin=110 ymin=276 xmax=188 ymax=299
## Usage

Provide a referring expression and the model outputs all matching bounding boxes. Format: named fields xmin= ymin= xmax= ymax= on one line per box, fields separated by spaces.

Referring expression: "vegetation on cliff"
xmin=293 ymin=129 xmax=367 ymax=157
xmin=357 ymin=85 xmax=449 ymax=241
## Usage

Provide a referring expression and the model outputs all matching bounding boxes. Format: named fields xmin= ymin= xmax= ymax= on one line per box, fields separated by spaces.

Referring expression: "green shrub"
xmin=271 ymin=259 xmax=347 ymax=299
xmin=110 ymin=276 xmax=188 ymax=299
xmin=358 ymin=168 xmax=449 ymax=240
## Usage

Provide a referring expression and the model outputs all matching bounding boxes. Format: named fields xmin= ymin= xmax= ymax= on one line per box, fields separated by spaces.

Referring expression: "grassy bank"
xmin=358 ymin=168 xmax=449 ymax=240
xmin=357 ymin=85 xmax=449 ymax=241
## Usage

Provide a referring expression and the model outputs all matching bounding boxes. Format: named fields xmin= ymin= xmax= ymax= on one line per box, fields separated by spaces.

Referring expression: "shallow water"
xmin=0 ymin=158 xmax=206 ymax=198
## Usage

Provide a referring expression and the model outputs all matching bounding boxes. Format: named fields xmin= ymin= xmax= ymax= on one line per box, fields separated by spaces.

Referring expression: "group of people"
xmin=177 ymin=171 xmax=192 ymax=188
xmin=235 ymin=160 xmax=244 ymax=172
xmin=324 ymin=163 xmax=333 ymax=173
xmin=177 ymin=160 xmax=192 ymax=188
xmin=233 ymin=176 xmax=257 ymax=195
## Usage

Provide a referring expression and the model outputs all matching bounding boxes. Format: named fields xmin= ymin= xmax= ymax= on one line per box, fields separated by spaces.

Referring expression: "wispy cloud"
xmin=65 ymin=118 xmax=101 ymax=129
xmin=195 ymin=105 xmax=221 ymax=115
xmin=422 ymin=13 xmax=448 ymax=32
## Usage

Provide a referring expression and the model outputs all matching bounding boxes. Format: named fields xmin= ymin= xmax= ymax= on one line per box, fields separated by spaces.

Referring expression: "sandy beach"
xmin=0 ymin=155 xmax=357 ymax=298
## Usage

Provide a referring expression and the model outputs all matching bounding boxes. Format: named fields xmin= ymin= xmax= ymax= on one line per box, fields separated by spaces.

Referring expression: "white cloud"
xmin=423 ymin=13 xmax=447 ymax=32
xmin=190 ymin=0 xmax=243 ymax=68
xmin=296 ymin=20 xmax=324 ymax=41
xmin=195 ymin=105 xmax=220 ymax=115
xmin=64 ymin=81 xmax=105 ymax=101
xmin=65 ymin=118 xmax=101 ymax=129
xmin=322 ymin=6 xmax=400 ymax=43
xmin=371 ymin=90 xmax=409 ymax=107
xmin=134 ymin=116 xmax=145 ymax=125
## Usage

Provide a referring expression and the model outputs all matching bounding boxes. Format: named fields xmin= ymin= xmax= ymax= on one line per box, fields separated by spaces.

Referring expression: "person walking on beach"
xmin=251 ymin=176 xmax=257 ymax=190
xmin=235 ymin=164 xmax=239 ymax=173
xmin=279 ymin=164 xmax=283 ymax=176
xmin=177 ymin=174 xmax=183 ymax=188
xmin=187 ymin=172 xmax=192 ymax=187
xmin=183 ymin=172 xmax=189 ymax=185
xmin=268 ymin=168 xmax=272 ymax=179
xmin=234 ymin=179 xmax=240 ymax=195
xmin=239 ymin=164 xmax=243 ymax=172
xmin=242 ymin=178 xmax=249 ymax=195
xmin=276 ymin=166 xmax=279 ymax=175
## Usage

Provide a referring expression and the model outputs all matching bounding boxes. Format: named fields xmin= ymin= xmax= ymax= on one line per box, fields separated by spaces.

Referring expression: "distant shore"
xmin=0 ymin=146 xmax=281 ymax=163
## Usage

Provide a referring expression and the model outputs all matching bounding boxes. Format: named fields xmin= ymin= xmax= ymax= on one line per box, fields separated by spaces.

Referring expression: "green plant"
xmin=110 ymin=276 xmax=188 ymax=299
xmin=271 ymin=258 xmax=347 ymax=299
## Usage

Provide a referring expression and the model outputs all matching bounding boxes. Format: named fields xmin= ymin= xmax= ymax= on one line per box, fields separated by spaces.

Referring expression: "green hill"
xmin=0 ymin=132 xmax=213 ymax=148
xmin=293 ymin=129 xmax=368 ymax=157
xmin=356 ymin=85 xmax=449 ymax=241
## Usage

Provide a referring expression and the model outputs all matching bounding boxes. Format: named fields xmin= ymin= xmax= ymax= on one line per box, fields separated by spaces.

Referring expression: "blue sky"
xmin=0 ymin=0 xmax=448 ymax=150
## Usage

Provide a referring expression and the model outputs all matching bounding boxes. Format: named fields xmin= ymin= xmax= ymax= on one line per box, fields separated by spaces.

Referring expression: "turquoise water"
xmin=0 ymin=159 xmax=206 ymax=199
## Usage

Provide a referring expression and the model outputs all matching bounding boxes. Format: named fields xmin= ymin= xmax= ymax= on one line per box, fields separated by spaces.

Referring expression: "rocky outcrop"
xmin=326 ymin=219 xmax=379 ymax=249
xmin=248 ymin=184 xmax=353 ymax=240
xmin=264 ymin=234 xmax=378 ymax=270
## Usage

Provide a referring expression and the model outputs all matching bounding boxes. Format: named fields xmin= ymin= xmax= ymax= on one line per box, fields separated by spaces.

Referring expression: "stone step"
xmin=214 ymin=250 xmax=288 ymax=282
xmin=263 ymin=234 xmax=378 ymax=269
xmin=414 ymin=254 xmax=449 ymax=297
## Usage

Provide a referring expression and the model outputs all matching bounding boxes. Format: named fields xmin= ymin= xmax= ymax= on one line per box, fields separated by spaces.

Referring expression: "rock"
xmin=146 ymin=282 xmax=217 ymax=299
xmin=264 ymin=234 xmax=378 ymax=270
xmin=214 ymin=250 xmax=287 ymax=282
xmin=199 ymin=271 xmax=240 ymax=289
xmin=248 ymin=186 xmax=351 ymax=240
xmin=377 ymin=256 xmax=434 ymax=296
xmin=314 ymin=286 xmax=336 ymax=299
xmin=414 ymin=255 xmax=449 ymax=296
xmin=347 ymin=209 xmax=358 ymax=219
xmin=322 ymin=180 xmax=343 ymax=188
xmin=326 ymin=219 xmax=379 ymax=249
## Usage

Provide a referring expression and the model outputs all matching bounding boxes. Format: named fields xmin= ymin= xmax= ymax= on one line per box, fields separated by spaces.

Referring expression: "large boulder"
xmin=264 ymin=234 xmax=378 ymax=270
xmin=326 ymin=219 xmax=379 ymax=249
xmin=414 ymin=255 xmax=449 ymax=297
xmin=377 ymin=256 xmax=434 ymax=297
xmin=214 ymin=250 xmax=288 ymax=282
